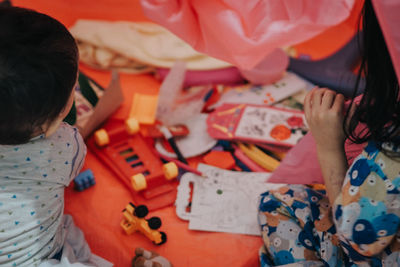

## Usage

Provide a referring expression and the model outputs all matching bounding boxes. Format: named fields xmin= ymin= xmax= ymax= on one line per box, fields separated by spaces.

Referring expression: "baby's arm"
xmin=69 ymin=126 xmax=87 ymax=182
xmin=304 ymin=88 xmax=347 ymax=205
xmin=57 ymin=123 xmax=87 ymax=185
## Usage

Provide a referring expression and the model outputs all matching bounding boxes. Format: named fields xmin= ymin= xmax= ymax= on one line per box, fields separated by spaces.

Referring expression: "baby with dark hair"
xmin=0 ymin=6 xmax=111 ymax=266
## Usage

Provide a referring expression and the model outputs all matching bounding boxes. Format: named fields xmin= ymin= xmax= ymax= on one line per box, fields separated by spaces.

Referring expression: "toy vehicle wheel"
xmin=131 ymin=174 xmax=147 ymax=191
xmin=148 ymin=217 xmax=162 ymax=230
xmin=94 ymin=129 xmax=110 ymax=147
xmin=155 ymin=231 xmax=167 ymax=245
xmin=125 ymin=117 xmax=140 ymax=135
xmin=162 ymin=162 xmax=178 ymax=181
xmin=134 ymin=205 xmax=148 ymax=218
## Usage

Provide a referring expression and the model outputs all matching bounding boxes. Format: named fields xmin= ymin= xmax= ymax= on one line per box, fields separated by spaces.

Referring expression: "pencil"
xmin=233 ymin=148 xmax=267 ymax=172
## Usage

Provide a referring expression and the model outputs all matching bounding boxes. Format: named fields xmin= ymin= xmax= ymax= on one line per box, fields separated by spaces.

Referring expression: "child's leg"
xmin=39 ymin=215 xmax=113 ymax=267
xmin=258 ymin=185 xmax=341 ymax=266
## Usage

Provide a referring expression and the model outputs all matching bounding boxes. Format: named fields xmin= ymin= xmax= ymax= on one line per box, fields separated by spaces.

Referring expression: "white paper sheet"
xmin=211 ymin=72 xmax=307 ymax=108
xmin=176 ymin=164 xmax=286 ymax=236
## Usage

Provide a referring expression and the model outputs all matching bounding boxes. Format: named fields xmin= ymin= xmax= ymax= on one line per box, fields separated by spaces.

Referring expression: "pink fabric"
xmin=372 ymin=0 xmax=400 ymax=85
xmin=267 ymin=132 xmax=324 ymax=184
xmin=156 ymin=66 xmax=244 ymax=87
xmin=238 ymin=48 xmax=289 ymax=84
xmin=140 ymin=0 xmax=355 ymax=70
xmin=268 ymin=96 xmax=366 ymax=185
xmin=267 ymin=132 xmax=365 ymax=184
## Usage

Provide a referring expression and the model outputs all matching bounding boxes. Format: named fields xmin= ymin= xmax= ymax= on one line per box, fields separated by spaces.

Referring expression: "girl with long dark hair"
xmin=259 ymin=0 xmax=400 ymax=265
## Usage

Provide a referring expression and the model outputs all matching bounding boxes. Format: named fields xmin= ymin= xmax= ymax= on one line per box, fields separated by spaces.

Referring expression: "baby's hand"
xmin=304 ymin=87 xmax=346 ymax=153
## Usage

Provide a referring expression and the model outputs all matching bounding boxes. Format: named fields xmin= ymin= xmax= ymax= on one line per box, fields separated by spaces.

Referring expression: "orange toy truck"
xmin=87 ymin=118 xmax=179 ymax=211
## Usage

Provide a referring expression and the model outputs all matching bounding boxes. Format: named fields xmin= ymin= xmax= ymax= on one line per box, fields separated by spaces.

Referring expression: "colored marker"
xmin=159 ymin=126 xmax=188 ymax=164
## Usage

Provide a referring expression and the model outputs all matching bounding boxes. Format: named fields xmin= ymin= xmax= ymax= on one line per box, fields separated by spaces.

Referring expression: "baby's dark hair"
xmin=345 ymin=0 xmax=400 ymax=144
xmin=0 ymin=6 xmax=78 ymax=145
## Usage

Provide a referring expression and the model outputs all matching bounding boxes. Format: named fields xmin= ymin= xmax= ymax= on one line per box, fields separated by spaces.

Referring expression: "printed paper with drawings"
xmin=234 ymin=105 xmax=306 ymax=146
xmin=176 ymin=164 xmax=286 ymax=236
xmin=211 ymin=71 xmax=308 ymax=108
xmin=207 ymin=103 xmax=308 ymax=147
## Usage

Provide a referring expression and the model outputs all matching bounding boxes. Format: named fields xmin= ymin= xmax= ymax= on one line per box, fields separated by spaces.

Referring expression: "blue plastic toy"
xmin=74 ymin=169 xmax=95 ymax=191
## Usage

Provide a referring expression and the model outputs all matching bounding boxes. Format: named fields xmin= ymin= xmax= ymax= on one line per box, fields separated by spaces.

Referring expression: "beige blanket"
xmin=70 ymin=20 xmax=231 ymax=72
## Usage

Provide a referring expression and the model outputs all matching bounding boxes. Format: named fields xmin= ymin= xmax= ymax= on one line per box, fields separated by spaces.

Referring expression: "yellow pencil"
xmin=238 ymin=143 xmax=280 ymax=172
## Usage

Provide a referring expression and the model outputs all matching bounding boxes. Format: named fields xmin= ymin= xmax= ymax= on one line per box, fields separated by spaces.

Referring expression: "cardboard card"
xmin=79 ymin=70 xmax=124 ymax=139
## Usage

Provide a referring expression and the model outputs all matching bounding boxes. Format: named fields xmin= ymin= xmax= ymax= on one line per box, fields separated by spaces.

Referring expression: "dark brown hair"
xmin=0 ymin=6 xmax=78 ymax=144
xmin=345 ymin=0 xmax=400 ymax=145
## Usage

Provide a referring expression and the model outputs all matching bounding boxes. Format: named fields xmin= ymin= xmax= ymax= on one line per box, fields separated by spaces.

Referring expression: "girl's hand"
xmin=304 ymin=87 xmax=346 ymax=153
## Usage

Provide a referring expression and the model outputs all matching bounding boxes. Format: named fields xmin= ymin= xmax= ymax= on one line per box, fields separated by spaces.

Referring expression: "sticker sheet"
xmin=234 ymin=106 xmax=306 ymax=146
xmin=207 ymin=103 xmax=308 ymax=147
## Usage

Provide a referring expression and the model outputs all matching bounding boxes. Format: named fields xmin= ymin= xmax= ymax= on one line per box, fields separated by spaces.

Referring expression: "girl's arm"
xmin=315 ymin=145 xmax=348 ymax=206
xmin=304 ymin=88 xmax=347 ymax=205
xmin=305 ymin=89 xmax=400 ymax=259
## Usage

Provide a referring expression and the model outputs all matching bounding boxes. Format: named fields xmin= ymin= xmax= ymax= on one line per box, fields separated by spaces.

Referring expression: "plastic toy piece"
xmin=87 ymin=119 xmax=179 ymax=211
xmin=162 ymin=162 xmax=178 ymax=180
xmin=132 ymin=174 xmax=147 ymax=191
xmin=141 ymin=122 xmax=189 ymax=139
xmin=156 ymin=150 xmax=204 ymax=176
xmin=74 ymin=169 xmax=96 ymax=191
xmin=203 ymin=151 xmax=236 ymax=170
xmin=126 ymin=117 xmax=140 ymax=135
xmin=94 ymin=128 xmax=110 ymax=147
xmin=132 ymin=162 xmax=178 ymax=192
xmin=129 ymin=93 xmax=159 ymax=125
xmin=121 ymin=203 xmax=167 ymax=245
xmin=94 ymin=118 xmax=140 ymax=147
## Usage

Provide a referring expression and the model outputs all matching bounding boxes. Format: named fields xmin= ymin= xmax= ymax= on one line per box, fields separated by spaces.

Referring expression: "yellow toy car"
xmin=120 ymin=203 xmax=167 ymax=245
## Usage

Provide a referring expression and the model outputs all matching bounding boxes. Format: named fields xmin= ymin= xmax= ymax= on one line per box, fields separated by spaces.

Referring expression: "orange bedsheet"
xmin=11 ymin=1 xmax=362 ymax=266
